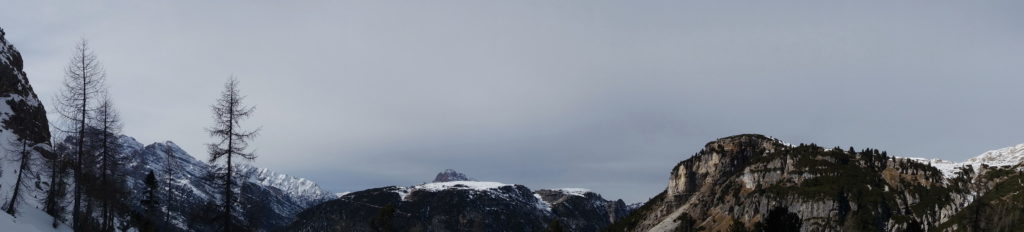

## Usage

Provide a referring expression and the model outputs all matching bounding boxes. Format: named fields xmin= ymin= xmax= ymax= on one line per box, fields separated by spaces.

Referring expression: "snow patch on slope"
xmin=415 ymin=181 xmax=513 ymax=192
xmin=550 ymin=188 xmax=592 ymax=197
xmin=534 ymin=193 xmax=552 ymax=212
xmin=388 ymin=181 xmax=517 ymax=201
xmin=0 ymin=206 xmax=73 ymax=232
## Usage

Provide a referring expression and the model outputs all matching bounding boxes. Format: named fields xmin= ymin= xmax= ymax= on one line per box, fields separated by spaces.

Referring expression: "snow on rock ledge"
xmin=549 ymin=188 xmax=592 ymax=197
xmin=415 ymin=181 xmax=513 ymax=191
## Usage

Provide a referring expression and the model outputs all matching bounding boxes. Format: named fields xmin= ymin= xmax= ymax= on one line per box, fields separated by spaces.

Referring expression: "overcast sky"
xmin=3 ymin=1 xmax=1024 ymax=202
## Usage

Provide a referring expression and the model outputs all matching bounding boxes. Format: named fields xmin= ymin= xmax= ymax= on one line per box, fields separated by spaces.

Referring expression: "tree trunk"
xmin=5 ymin=141 xmax=28 ymax=215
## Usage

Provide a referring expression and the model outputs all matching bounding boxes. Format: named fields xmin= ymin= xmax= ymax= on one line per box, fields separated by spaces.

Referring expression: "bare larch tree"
xmin=207 ymin=77 xmax=259 ymax=232
xmin=55 ymin=39 xmax=105 ymax=230
xmin=4 ymin=135 xmax=37 ymax=216
xmin=93 ymin=95 xmax=122 ymax=231
xmin=162 ymin=144 xmax=179 ymax=228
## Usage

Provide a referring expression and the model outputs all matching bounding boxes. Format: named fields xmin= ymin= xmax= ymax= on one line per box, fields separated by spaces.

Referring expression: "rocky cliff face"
xmin=0 ymin=26 xmax=54 ymax=218
xmin=607 ymin=134 xmax=1024 ymax=232
xmin=0 ymin=27 xmax=50 ymax=148
xmin=284 ymin=171 xmax=631 ymax=232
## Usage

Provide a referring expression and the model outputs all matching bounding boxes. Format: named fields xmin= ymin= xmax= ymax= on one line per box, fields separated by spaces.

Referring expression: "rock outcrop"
xmin=0 ymin=26 xmax=51 ymax=148
xmin=433 ymin=169 xmax=474 ymax=182
xmin=607 ymin=134 xmax=1024 ymax=232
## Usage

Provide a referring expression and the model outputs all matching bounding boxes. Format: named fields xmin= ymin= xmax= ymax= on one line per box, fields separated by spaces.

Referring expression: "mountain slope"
xmin=0 ymin=26 xmax=65 ymax=231
xmin=114 ymin=136 xmax=336 ymax=231
xmin=283 ymin=170 xmax=630 ymax=232
xmin=608 ymin=134 xmax=1024 ymax=232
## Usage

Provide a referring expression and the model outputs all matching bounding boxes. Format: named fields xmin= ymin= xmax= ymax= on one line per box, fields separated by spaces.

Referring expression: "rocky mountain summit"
xmin=607 ymin=134 xmax=1024 ymax=232
xmin=284 ymin=170 xmax=631 ymax=232
xmin=433 ymin=169 xmax=474 ymax=182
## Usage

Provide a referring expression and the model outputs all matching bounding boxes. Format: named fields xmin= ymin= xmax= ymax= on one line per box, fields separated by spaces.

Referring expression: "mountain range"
xmin=284 ymin=170 xmax=632 ymax=232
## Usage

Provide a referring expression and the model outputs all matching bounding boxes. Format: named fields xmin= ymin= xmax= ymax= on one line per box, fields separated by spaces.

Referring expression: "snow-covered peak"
xmin=966 ymin=143 xmax=1024 ymax=167
xmin=904 ymin=143 xmax=1024 ymax=179
xmin=432 ymin=169 xmax=474 ymax=182
xmin=244 ymin=165 xmax=334 ymax=204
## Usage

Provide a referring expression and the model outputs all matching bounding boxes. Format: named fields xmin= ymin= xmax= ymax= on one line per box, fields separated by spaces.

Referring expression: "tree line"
xmin=2 ymin=39 xmax=259 ymax=232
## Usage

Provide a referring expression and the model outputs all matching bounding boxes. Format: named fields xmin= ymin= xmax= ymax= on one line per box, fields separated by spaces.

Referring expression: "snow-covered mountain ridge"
xmin=285 ymin=170 xmax=631 ymax=232
xmin=114 ymin=135 xmax=337 ymax=231
xmin=904 ymin=143 xmax=1024 ymax=178
xmin=247 ymin=165 xmax=334 ymax=206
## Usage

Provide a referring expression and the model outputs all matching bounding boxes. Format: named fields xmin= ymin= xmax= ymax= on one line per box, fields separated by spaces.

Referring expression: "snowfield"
xmin=0 ymin=205 xmax=73 ymax=232
xmin=388 ymin=181 xmax=516 ymax=201
xmin=415 ymin=181 xmax=513 ymax=192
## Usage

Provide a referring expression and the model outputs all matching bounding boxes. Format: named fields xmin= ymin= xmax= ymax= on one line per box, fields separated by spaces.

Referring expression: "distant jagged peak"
xmin=432 ymin=168 xmax=474 ymax=182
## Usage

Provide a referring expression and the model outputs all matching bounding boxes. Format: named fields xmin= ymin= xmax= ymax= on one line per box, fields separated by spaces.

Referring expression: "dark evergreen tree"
xmin=206 ymin=77 xmax=259 ymax=232
xmin=762 ymin=206 xmax=801 ymax=232
xmin=546 ymin=219 xmax=565 ymax=232
xmin=371 ymin=204 xmax=396 ymax=232
xmin=139 ymin=170 xmax=159 ymax=232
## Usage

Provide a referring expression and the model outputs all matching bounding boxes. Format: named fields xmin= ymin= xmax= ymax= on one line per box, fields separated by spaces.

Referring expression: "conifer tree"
xmin=140 ymin=170 xmax=159 ymax=232
xmin=92 ymin=95 xmax=122 ymax=231
xmin=4 ymin=136 xmax=36 ymax=216
xmin=55 ymin=39 xmax=106 ymax=230
xmin=206 ymin=77 xmax=259 ymax=232
xmin=162 ymin=145 xmax=179 ymax=228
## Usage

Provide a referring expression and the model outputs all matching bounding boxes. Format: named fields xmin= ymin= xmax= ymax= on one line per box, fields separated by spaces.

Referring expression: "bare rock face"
xmin=608 ymin=134 xmax=1024 ymax=232
xmin=0 ymin=27 xmax=51 ymax=146
xmin=432 ymin=169 xmax=474 ymax=182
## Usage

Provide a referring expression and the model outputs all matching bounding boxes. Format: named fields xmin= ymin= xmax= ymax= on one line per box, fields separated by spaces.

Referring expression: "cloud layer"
xmin=3 ymin=1 xmax=1024 ymax=202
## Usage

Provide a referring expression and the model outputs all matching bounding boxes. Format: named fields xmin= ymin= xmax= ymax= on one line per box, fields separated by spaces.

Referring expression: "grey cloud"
xmin=2 ymin=1 xmax=1024 ymax=202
